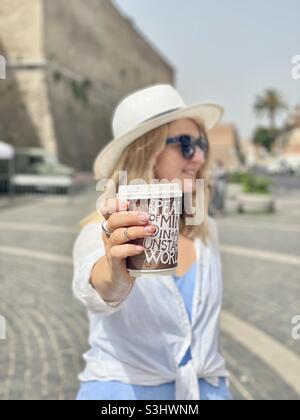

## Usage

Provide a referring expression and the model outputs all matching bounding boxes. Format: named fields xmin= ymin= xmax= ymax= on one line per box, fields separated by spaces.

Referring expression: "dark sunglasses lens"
xmin=176 ymin=136 xmax=208 ymax=159
xmin=199 ymin=139 xmax=208 ymax=154
xmin=183 ymin=149 xmax=195 ymax=159
xmin=180 ymin=136 xmax=196 ymax=159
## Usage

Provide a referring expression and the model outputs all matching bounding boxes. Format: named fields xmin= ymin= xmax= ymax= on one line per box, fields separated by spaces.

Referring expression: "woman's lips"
xmin=182 ymin=170 xmax=197 ymax=176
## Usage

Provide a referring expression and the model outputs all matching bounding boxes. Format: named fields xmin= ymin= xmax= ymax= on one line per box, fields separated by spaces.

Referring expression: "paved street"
xmin=0 ymin=186 xmax=300 ymax=400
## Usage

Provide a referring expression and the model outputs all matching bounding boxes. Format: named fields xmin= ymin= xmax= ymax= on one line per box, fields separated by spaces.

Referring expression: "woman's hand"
xmin=90 ymin=198 xmax=156 ymax=304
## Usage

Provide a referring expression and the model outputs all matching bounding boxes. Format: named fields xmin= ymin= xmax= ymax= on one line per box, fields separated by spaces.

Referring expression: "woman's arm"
xmin=72 ymin=223 xmax=125 ymax=315
xmin=90 ymin=255 xmax=134 ymax=307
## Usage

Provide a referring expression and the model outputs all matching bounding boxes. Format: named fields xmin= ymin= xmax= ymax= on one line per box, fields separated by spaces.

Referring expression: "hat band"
xmin=141 ymin=107 xmax=183 ymax=124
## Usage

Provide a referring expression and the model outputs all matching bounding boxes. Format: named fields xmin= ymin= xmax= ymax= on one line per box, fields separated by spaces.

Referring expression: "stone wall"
xmin=0 ymin=0 xmax=55 ymax=150
xmin=0 ymin=0 xmax=44 ymax=60
xmin=0 ymin=0 xmax=174 ymax=171
xmin=44 ymin=0 xmax=174 ymax=170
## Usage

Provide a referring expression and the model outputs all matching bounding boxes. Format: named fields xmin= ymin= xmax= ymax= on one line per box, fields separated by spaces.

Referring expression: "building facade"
xmin=274 ymin=105 xmax=300 ymax=158
xmin=0 ymin=0 xmax=174 ymax=171
xmin=208 ymin=124 xmax=244 ymax=172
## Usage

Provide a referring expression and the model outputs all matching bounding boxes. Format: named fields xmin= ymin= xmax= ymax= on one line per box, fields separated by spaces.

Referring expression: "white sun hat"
xmin=94 ymin=84 xmax=223 ymax=179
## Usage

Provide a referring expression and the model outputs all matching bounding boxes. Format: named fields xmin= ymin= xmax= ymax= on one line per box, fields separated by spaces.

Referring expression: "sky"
xmin=114 ymin=0 xmax=300 ymax=140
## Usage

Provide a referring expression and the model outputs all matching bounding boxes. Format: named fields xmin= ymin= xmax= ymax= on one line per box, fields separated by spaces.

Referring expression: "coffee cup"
xmin=117 ymin=183 xmax=182 ymax=277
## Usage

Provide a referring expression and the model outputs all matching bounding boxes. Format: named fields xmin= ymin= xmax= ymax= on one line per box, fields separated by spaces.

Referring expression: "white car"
xmin=266 ymin=157 xmax=297 ymax=175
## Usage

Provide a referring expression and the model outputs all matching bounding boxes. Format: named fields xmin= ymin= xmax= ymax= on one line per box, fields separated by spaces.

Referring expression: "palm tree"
xmin=254 ymin=89 xmax=287 ymax=131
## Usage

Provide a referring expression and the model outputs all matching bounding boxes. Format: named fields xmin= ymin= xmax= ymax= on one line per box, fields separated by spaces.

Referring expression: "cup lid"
xmin=117 ymin=183 xmax=182 ymax=199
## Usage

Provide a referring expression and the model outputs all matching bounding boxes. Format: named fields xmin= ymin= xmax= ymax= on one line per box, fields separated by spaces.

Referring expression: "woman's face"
xmin=154 ymin=118 xmax=206 ymax=193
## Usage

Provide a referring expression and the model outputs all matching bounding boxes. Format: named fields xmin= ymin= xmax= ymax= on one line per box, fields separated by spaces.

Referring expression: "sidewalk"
xmin=0 ymin=189 xmax=299 ymax=400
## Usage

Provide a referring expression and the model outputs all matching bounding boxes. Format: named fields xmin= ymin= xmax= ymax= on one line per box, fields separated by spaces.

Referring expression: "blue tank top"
xmin=172 ymin=262 xmax=197 ymax=366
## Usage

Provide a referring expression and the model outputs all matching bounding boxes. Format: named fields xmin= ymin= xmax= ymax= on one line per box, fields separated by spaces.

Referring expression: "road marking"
xmin=218 ymin=220 xmax=300 ymax=234
xmin=5 ymin=243 xmax=299 ymax=268
xmin=221 ymin=350 xmax=255 ymax=400
xmin=221 ymin=245 xmax=300 ymax=267
xmin=228 ymin=371 xmax=254 ymax=401
xmin=1 ymin=244 xmax=300 ymax=397
xmin=0 ymin=246 xmax=73 ymax=266
xmin=0 ymin=222 xmax=78 ymax=234
xmin=221 ymin=311 xmax=300 ymax=397
xmin=1 ymin=222 xmax=300 ymax=266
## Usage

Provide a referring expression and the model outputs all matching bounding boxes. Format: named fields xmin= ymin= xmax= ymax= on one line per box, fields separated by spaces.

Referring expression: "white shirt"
xmin=72 ymin=218 xmax=229 ymax=400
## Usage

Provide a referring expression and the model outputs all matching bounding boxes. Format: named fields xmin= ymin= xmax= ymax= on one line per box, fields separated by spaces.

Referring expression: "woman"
xmin=73 ymin=84 xmax=232 ymax=400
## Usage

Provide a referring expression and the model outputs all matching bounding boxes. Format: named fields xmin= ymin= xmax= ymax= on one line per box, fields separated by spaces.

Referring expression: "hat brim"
xmin=94 ymin=103 xmax=223 ymax=179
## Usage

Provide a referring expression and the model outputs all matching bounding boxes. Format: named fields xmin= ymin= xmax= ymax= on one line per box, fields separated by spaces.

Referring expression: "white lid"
xmin=117 ymin=183 xmax=182 ymax=199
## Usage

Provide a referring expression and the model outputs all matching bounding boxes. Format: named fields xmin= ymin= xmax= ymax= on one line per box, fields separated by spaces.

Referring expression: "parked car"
xmin=0 ymin=141 xmax=14 ymax=193
xmin=266 ymin=158 xmax=295 ymax=175
xmin=0 ymin=148 xmax=75 ymax=194
xmin=13 ymin=148 xmax=74 ymax=176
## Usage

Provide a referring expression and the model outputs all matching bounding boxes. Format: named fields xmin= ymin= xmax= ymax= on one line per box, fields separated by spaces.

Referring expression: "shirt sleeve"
xmin=208 ymin=217 xmax=221 ymax=252
xmin=72 ymin=223 xmax=128 ymax=315
xmin=208 ymin=217 xmax=223 ymax=284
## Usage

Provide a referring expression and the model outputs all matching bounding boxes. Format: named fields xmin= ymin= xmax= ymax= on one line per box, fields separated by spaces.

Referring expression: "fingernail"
xmin=145 ymin=225 xmax=155 ymax=233
xmin=138 ymin=213 xmax=149 ymax=222
xmin=136 ymin=245 xmax=145 ymax=252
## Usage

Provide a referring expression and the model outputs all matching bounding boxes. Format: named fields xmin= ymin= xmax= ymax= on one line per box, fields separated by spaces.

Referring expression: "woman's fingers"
xmin=109 ymin=243 xmax=145 ymax=261
xmin=109 ymin=225 xmax=157 ymax=246
xmin=100 ymin=198 xmax=129 ymax=220
xmin=99 ymin=198 xmax=156 ymax=271
xmin=106 ymin=210 xmax=150 ymax=233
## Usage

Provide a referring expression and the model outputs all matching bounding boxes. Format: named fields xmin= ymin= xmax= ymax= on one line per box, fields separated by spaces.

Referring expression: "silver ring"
xmin=123 ymin=228 xmax=132 ymax=242
xmin=102 ymin=220 xmax=112 ymax=237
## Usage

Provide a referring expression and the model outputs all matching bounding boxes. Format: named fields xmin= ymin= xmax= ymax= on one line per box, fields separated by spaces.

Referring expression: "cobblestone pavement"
xmin=218 ymin=192 xmax=300 ymax=400
xmin=0 ymin=188 xmax=299 ymax=400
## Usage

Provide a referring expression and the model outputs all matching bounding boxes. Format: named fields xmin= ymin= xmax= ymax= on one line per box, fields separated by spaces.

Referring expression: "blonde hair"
xmin=80 ymin=123 xmax=212 ymax=244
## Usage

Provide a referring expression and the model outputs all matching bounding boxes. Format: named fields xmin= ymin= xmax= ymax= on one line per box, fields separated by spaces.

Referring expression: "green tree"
xmin=254 ymin=89 xmax=287 ymax=130
xmin=252 ymin=126 xmax=279 ymax=151
xmin=253 ymin=89 xmax=287 ymax=150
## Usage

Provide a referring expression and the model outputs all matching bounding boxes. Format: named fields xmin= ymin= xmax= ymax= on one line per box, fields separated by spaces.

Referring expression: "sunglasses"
xmin=166 ymin=135 xmax=209 ymax=160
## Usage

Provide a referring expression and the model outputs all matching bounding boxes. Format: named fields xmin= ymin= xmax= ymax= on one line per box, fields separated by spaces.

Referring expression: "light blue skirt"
xmin=77 ymin=377 xmax=232 ymax=401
